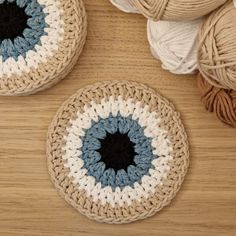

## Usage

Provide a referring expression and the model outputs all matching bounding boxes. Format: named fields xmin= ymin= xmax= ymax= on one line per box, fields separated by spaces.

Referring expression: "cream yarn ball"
xmin=110 ymin=0 xmax=138 ymax=13
xmin=147 ymin=19 xmax=202 ymax=75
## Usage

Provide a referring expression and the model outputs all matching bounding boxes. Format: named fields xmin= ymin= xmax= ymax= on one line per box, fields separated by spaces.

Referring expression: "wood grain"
xmin=0 ymin=1 xmax=235 ymax=235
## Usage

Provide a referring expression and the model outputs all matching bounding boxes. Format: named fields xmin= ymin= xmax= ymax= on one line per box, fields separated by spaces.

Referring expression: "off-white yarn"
xmin=110 ymin=0 xmax=138 ymax=13
xmin=147 ymin=19 xmax=202 ymax=75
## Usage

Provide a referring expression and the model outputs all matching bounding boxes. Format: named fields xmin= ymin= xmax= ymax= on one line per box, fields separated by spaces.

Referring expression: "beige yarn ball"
xmin=198 ymin=1 xmax=236 ymax=90
xmin=113 ymin=0 xmax=227 ymax=21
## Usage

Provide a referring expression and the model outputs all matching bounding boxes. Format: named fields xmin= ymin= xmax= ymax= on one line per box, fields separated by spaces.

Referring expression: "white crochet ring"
xmin=47 ymin=80 xmax=190 ymax=224
xmin=64 ymin=96 xmax=173 ymax=207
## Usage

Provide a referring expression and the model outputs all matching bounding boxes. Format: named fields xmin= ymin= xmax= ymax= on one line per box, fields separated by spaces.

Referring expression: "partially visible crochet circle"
xmin=0 ymin=0 xmax=87 ymax=96
xmin=47 ymin=80 xmax=189 ymax=224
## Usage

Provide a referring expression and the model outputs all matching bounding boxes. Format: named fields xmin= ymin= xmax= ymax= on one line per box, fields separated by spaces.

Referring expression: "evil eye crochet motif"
xmin=0 ymin=0 xmax=46 ymax=61
xmin=81 ymin=116 xmax=154 ymax=190
xmin=0 ymin=0 xmax=87 ymax=96
xmin=47 ymin=80 xmax=190 ymax=224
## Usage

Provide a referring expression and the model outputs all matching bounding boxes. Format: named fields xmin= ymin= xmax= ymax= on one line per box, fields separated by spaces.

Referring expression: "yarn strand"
xmin=110 ymin=0 xmax=139 ymax=13
xmin=198 ymin=74 xmax=236 ymax=128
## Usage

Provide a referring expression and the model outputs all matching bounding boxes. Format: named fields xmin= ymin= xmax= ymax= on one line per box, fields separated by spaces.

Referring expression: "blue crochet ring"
xmin=81 ymin=115 xmax=157 ymax=190
xmin=0 ymin=0 xmax=47 ymax=61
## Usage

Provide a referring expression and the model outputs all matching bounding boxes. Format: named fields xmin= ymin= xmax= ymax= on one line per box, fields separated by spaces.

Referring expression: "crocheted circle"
xmin=0 ymin=0 xmax=87 ymax=96
xmin=47 ymin=81 xmax=190 ymax=224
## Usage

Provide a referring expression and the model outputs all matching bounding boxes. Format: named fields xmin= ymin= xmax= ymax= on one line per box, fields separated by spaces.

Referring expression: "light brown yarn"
xmin=0 ymin=0 xmax=87 ymax=96
xmin=198 ymin=1 xmax=236 ymax=91
xmin=130 ymin=0 xmax=227 ymax=21
xmin=198 ymin=74 xmax=236 ymax=128
xmin=47 ymin=80 xmax=190 ymax=224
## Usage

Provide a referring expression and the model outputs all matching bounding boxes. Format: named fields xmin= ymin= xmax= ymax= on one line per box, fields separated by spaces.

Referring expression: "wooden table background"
xmin=0 ymin=1 xmax=235 ymax=235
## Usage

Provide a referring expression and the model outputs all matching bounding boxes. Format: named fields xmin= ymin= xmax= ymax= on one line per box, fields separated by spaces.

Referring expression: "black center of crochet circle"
xmin=0 ymin=2 xmax=29 ymax=40
xmin=98 ymin=132 xmax=136 ymax=172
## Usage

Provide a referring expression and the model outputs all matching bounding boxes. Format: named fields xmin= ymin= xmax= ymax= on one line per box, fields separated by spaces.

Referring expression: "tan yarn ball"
xmin=198 ymin=74 xmax=236 ymax=128
xmin=130 ymin=0 xmax=227 ymax=21
xmin=198 ymin=1 xmax=236 ymax=91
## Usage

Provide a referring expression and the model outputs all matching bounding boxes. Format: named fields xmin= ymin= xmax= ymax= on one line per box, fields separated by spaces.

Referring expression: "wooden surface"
xmin=0 ymin=1 xmax=235 ymax=235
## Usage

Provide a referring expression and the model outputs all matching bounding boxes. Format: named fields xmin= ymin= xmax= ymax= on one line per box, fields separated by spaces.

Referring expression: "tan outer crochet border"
xmin=0 ymin=0 xmax=87 ymax=96
xmin=47 ymin=80 xmax=190 ymax=224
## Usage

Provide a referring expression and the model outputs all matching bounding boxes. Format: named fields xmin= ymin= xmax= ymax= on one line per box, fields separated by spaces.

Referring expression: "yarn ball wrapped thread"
xmin=198 ymin=74 xmax=236 ymax=128
xmin=110 ymin=0 xmax=227 ymax=21
xmin=198 ymin=1 xmax=236 ymax=90
xmin=47 ymin=80 xmax=190 ymax=224
xmin=147 ymin=19 xmax=201 ymax=75
xmin=110 ymin=0 xmax=139 ymax=13
xmin=0 ymin=0 xmax=87 ymax=96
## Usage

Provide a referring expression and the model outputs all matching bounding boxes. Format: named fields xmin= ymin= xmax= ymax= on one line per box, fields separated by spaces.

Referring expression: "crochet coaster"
xmin=47 ymin=81 xmax=190 ymax=224
xmin=0 ymin=0 xmax=87 ymax=96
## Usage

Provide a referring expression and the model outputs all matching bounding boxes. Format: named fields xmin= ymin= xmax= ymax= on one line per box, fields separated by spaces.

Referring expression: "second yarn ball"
xmin=198 ymin=1 xmax=236 ymax=90
xmin=111 ymin=0 xmax=227 ymax=21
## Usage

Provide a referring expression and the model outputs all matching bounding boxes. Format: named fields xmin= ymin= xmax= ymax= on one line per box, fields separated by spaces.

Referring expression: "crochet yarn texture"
xmin=198 ymin=1 xmax=236 ymax=91
xmin=198 ymin=74 xmax=236 ymax=128
xmin=110 ymin=0 xmax=227 ymax=21
xmin=0 ymin=0 xmax=87 ymax=96
xmin=47 ymin=80 xmax=190 ymax=224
